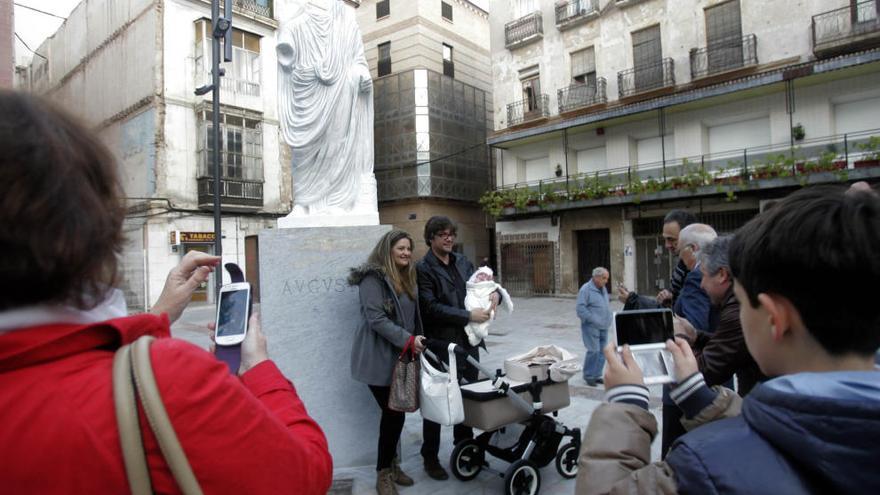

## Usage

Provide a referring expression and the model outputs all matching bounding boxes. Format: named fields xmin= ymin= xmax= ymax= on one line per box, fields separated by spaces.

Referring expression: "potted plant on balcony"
xmin=555 ymin=164 xmax=563 ymax=177
xmin=792 ymin=123 xmax=806 ymax=141
xmin=855 ymin=136 xmax=880 ymax=169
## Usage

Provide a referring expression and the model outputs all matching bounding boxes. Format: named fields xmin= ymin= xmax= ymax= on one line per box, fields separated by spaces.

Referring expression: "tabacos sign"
xmin=170 ymin=231 xmax=216 ymax=244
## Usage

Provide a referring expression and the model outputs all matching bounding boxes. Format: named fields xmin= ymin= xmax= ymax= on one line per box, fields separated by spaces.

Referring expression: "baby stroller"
xmin=423 ymin=340 xmax=581 ymax=495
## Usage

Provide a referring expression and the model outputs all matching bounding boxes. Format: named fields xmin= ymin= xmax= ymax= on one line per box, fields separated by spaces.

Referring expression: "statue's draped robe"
xmin=277 ymin=2 xmax=373 ymax=213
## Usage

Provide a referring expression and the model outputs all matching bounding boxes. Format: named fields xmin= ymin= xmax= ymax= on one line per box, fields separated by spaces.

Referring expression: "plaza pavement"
xmin=171 ymin=296 xmax=663 ymax=495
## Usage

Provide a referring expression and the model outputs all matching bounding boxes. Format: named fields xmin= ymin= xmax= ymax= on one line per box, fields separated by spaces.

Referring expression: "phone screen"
xmin=217 ymin=289 xmax=249 ymax=338
xmin=615 ymin=310 xmax=673 ymax=346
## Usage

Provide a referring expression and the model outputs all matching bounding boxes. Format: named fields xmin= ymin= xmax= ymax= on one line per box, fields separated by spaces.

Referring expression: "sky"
xmin=13 ymin=0 xmax=88 ymax=65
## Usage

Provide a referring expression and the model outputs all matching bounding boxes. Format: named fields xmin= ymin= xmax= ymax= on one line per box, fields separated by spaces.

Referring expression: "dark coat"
xmin=416 ymin=250 xmax=476 ymax=349
xmin=348 ymin=263 xmax=423 ymax=386
xmin=692 ymin=286 xmax=765 ymax=395
xmin=673 ymin=266 xmax=712 ymax=333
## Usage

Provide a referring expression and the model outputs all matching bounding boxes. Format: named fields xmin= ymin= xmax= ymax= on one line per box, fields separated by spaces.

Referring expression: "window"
xmin=515 ymin=0 xmax=537 ymax=18
xmin=442 ymin=1 xmax=453 ymax=21
xmin=199 ymin=109 xmax=263 ymax=181
xmin=377 ymin=0 xmax=390 ymax=19
xmin=522 ymin=75 xmax=541 ymax=112
xmin=378 ymin=41 xmax=392 ymax=77
xmin=195 ymin=20 xmax=261 ymax=96
xmin=442 ymin=44 xmax=454 ymax=78
xmin=571 ymin=47 xmax=596 ymax=87
xmin=705 ymin=0 xmax=743 ymax=72
xmin=632 ymin=25 xmax=662 ymax=91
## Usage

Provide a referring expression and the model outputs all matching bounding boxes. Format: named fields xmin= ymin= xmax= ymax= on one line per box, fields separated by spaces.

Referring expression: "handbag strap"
xmin=113 ymin=343 xmax=152 ymax=495
xmin=399 ymin=335 xmax=416 ymax=359
xmin=114 ymin=336 xmax=204 ymax=495
xmin=446 ymin=343 xmax=458 ymax=384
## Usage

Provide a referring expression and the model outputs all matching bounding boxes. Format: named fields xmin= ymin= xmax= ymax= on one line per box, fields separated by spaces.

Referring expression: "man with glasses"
xmin=618 ymin=209 xmax=697 ymax=309
xmin=416 ymin=215 xmax=495 ymax=480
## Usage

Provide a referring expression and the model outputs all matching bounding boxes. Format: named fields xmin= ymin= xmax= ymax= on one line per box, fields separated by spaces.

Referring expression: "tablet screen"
xmin=615 ymin=310 xmax=673 ymax=346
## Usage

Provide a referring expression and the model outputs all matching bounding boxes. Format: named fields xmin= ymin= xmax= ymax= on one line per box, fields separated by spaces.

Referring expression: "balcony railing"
xmin=618 ymin=58 xmax=674 ymax=98
xmin=197 ymin=149 xmax=264 ymax=209
xmin=690 ymin=34 xmax=758 ymax=79
xmin=557 ymin=78 xmax=607 ymax=113
xmin=233 ymin=0 xmax=272 ymax=18
xmin=555 ymin=0 xmax=599 ymax=30
xmin=812 ymin=0 xmax=880 ymax=56
xmin=487 ymin=128 xmax=880 ymax=216
xmin=507 ymin=94 xmax=549 ymax=126
xmin=505 ymin=12 xmax=543 ymax=49
xmin=220 ymin=77 xmax=261 ymax=97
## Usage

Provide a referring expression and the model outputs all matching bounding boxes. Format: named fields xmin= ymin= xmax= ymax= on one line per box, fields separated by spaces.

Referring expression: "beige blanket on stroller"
xmin=504 ymin=345 xmax=581 ymax=382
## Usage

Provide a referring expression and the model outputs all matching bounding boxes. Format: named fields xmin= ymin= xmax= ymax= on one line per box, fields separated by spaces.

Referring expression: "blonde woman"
xmin=349 ymin=229 xmax=427 ymax=495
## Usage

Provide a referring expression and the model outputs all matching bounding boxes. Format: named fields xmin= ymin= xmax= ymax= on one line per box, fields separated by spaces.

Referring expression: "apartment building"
xmin=18 ymin=0 xmax=284 ymax=309
xmin=356 ymin=0 xmax=495 ymax=262
xmin=488 ymin=0 xmax=880 ymax=296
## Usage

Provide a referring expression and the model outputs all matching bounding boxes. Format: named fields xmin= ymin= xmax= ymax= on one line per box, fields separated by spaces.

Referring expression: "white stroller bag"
xmin=419 ymin=343 xmax=465 ymax=426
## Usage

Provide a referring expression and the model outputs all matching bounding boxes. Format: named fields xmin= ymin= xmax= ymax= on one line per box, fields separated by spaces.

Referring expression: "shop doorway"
xmin=576 ymin=229 xmax=611 ymax=289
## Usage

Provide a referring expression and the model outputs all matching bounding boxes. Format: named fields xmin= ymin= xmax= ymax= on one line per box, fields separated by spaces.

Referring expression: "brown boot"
xmin=376 ymin=468 xmax=399 ymax=495
xmin=391 ymin=458 xmax=414 ymax=486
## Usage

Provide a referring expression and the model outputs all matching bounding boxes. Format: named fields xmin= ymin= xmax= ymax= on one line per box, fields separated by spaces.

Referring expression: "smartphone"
xmin=214 ymin=282 xmax=251 ymax=346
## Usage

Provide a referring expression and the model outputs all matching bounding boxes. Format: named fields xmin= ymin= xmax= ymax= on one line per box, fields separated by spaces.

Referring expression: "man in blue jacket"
xmin=575 ymin=185 xmax=880 ymax=494
xmin=577 ymin=267 xmax=612 ymax=386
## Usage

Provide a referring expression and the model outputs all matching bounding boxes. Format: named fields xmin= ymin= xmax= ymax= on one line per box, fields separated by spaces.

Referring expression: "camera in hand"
xmin=614 ymin=309 xmax=676 ymax=384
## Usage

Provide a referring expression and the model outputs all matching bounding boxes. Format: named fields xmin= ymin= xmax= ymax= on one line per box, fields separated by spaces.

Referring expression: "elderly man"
xmin=619 ymin=209 xmax=697 ymax=309
xmin=577 ymin=267 xmax=612 ymax=386
xmin=677 ymin=236 xmax=765 ymax=396
xmin=661 ymin=222 xmax=717 ymax=457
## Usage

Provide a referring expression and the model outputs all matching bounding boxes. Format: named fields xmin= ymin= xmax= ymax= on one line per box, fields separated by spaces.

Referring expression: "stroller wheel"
xmin=504 ymin=459 xmax=541 ymax=495
xmin=554 ymin=441 xmax=579 ymax=479
xmin=450 ymin=439 xmax=484 ymax=481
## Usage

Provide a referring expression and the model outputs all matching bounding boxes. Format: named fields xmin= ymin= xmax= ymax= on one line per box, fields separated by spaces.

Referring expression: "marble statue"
xmin=276 ymin=0 xmax=379 ymax=227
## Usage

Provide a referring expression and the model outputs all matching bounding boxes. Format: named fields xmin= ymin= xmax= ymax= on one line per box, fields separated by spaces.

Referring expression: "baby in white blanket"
xmin=464 ymin=267 xmax=513 ymax=346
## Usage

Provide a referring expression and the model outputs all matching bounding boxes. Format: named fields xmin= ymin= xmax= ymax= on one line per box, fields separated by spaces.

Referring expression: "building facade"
xmin=356 ymin=0 xmax=495 ymax=263
xmin=18 ymin=0 xmax=285 ymax=309
xmin=488 ymin=0 xmax=880 ymax=296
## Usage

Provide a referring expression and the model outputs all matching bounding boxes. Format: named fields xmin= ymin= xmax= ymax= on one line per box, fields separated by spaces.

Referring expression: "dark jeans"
xmin=661 ymin=402 xmax=687 ymax=459
xmin=420 ymin=346 xmax=479 ymax=462
xmin=368 ymin=385 xmax=406 ymax=471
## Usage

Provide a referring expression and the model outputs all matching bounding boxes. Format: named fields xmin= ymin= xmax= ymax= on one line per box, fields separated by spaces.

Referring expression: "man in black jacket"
xmin=416 ymin=216 xmax=494 ymax=480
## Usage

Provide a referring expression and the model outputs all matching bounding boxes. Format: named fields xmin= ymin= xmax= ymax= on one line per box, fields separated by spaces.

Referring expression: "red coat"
xmin=0 ymin=313 xmax=333 ymax=494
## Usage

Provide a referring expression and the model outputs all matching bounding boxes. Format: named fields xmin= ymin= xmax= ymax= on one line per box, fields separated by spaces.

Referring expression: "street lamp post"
xmin=195 ymin=0 xmax=232 ymax=299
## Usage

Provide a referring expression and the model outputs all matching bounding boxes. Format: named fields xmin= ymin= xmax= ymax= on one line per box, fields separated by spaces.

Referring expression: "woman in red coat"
xmin=0 ymin=91 xmax=333 ymax=494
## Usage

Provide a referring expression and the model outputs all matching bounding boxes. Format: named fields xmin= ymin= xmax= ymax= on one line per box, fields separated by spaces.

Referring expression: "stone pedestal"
xmin=258 ymin=224 xmax=391 ymax=468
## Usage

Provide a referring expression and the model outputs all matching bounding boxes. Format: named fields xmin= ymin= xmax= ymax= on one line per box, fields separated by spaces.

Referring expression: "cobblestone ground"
xmin=172 ymin=296 xmax=663 ymax=495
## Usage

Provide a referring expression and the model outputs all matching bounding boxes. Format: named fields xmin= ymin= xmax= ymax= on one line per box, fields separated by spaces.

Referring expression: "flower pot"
xmin=832 ymin=160 xmax=847 ymax=170
xmin=854 ymin=159 xmax=880 ymax=169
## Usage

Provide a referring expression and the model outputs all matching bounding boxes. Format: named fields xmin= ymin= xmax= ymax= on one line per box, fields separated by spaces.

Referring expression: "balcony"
xmin=197 ymin=150 xmax=264 ymax=210
xmin=812 ymin=0 xmax=880 ymax=57
xmin=555 ymin=0 xmax=599 ymax=30
xmin=617 ymin=58 xmax=674 ymax=99
xmin=481 ymin=128 xmax=880 ymax=218
xmin=507 ymin=94 xmax=549 ymax=127
xmin=505 ymin=12 xmax=543 ymax=49
xmin=557 ymin=78 xmax=607 ymax=113
xmin=233 ymin=0 xmax=272 ymax=19
xmin=690 ymin=34 xmax=758 ymax=80
xmin=220 ymin=77 xmax=261 ymax=97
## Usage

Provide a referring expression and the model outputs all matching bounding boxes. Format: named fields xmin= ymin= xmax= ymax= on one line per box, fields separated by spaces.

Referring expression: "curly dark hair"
xmin=0 ymin=91 xmax=126 ymax=310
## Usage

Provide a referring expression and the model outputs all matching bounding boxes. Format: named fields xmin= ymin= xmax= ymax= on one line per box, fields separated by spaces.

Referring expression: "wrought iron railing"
xmin=197 ymin=149 xmax=264 ymax=182
xmin=233 ymin=0 xmax=272 ymax=18
xmin=617 ymin=57 xmax=674 ymax=98
xmin=197 ymin=177 xmax=264 ymax=208
xmin=507 ymin=94 xmax=549 ymax=126
xmin=812 ymin=0 xmax=880 ymax=49
xmin=495 ymin=128 xmax=880 ymax=200
xmin=690 ymin=34 xmax=758 ymax=79
xmin=557 ymin=78 xmax=607 ymax=113
xmin=555 ymin=0 xmax=598 ymax=28
xmin=505 ymin=11 xmax=543 ymax=49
